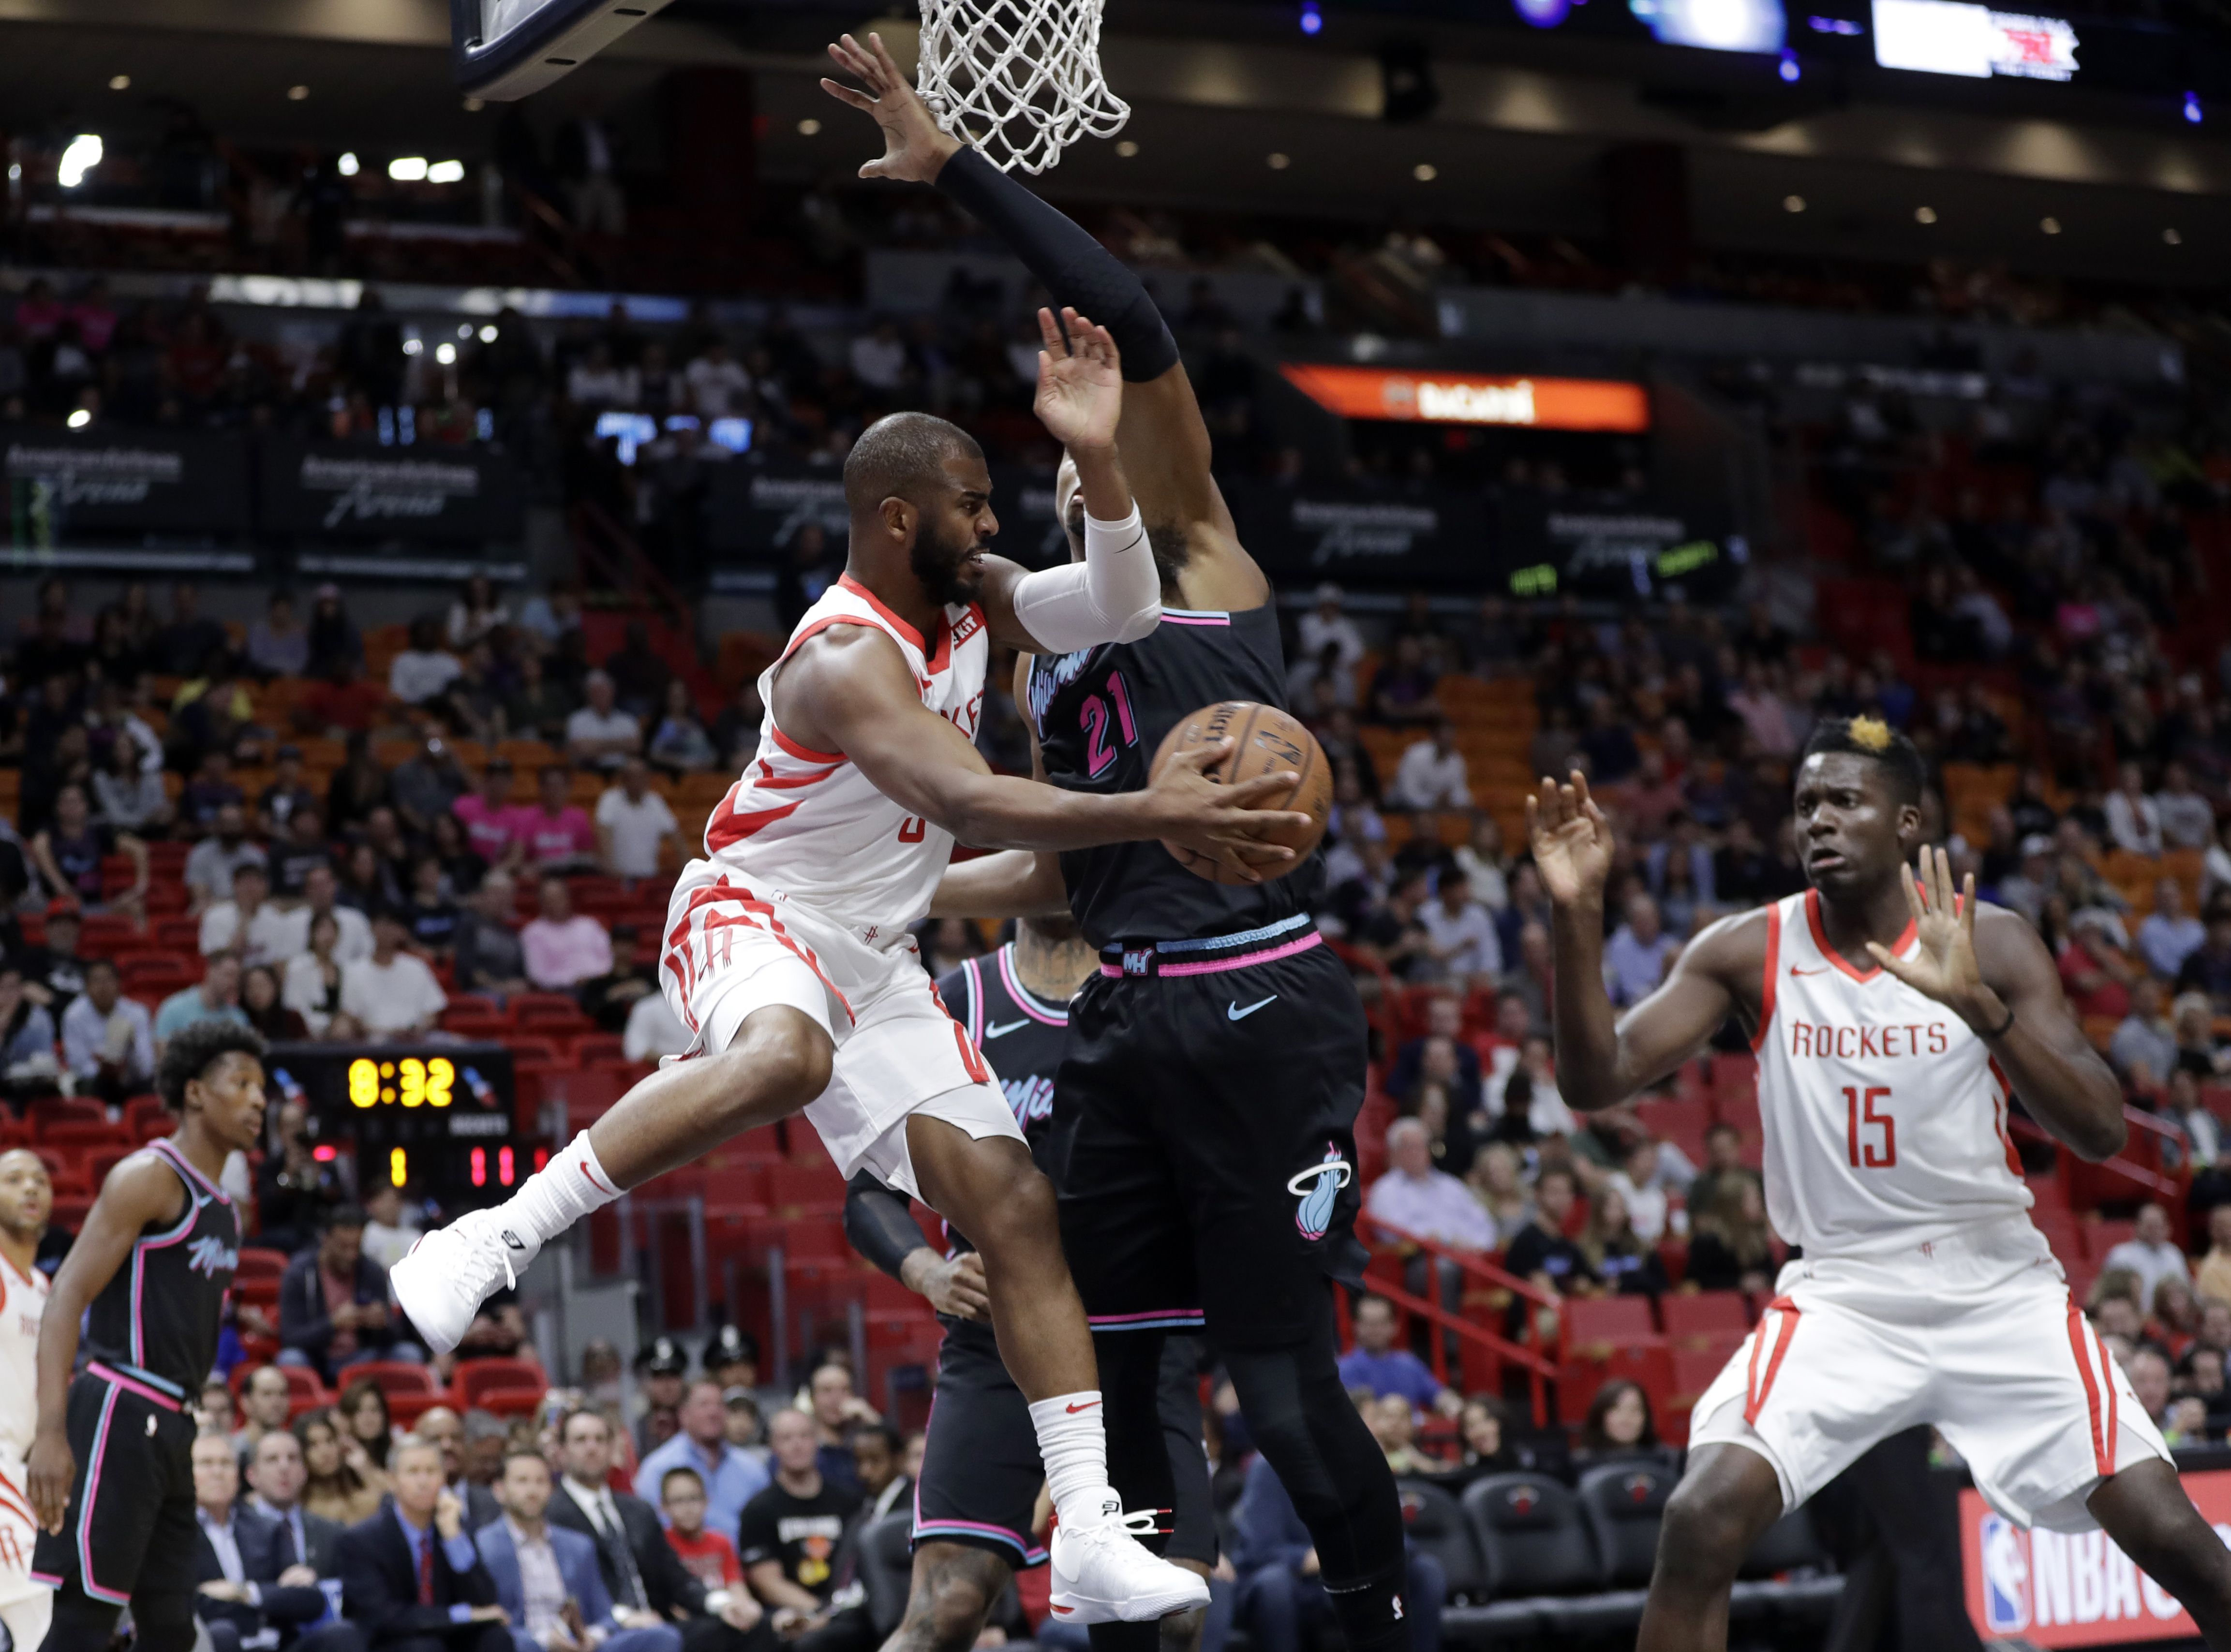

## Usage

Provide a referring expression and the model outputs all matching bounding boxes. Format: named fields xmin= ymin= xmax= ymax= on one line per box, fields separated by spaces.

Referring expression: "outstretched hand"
xmin=1866 ymin=846 xmax=1987 ymax=1014
xmin=1032 ymin=306 xmax=1124 ymax=452
xmin=1526 ymin=771 xmax=1612 ymax=908
xmin=821 ymin=31 xmax=963 ymax=184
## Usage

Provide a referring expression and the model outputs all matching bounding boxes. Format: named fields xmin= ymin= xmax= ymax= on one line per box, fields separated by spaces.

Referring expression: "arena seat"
xmin=2086 ymin=1218 xmax=2136 ymax=1261
xmin=454 ymin=1358 xmax=548 ymax=1415
xmin=351 ymin=1361 xmax=442 ymax=1399
xmin=1397 ymin=1479 xmax=1487 ymax=1603
xmin=1456 ymin=1473 xmax=1602 ymax=1635
xmin=48 ymin=1194 xmax=92 ymax=1232
xmin=1729 ymin=1505 xmax=1843 ymax=1620
xmin=38 ymin=1119 xmax=128 ymax=1151
xmin=234 ymin=1248 xmax=290 ymax=1285
xmin=28 ymin=1097 xmax=105 ymax=1135
xmin=1576 ymin=1458 xmax=1675 ymax=1589
xmin=1659 ymin=1292 xmax=1749 ymax=1350
xmin=765 ymin=1159 xmax=847 ymax=1213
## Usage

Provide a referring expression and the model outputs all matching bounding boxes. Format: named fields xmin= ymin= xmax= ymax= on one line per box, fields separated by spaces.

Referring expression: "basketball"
xmin=1149 ymin=702 xmax=1332 ymax=884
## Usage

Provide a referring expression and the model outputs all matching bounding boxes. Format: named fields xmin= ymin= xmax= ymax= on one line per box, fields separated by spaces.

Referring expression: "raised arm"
xmin=1530 ymin=773 xmax=1761 ymax=1110
xmin=28 ymin=1152 xmax=184 ymax=1531
xmin=1868 ymin=847 xmax=2127 ymax=1161
xmin=773 ymin=624 xmax=1304 ymax=876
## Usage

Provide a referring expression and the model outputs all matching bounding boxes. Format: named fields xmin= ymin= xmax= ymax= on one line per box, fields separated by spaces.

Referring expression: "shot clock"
xmin=267 ymin=1042 xmax=528 ymax=1211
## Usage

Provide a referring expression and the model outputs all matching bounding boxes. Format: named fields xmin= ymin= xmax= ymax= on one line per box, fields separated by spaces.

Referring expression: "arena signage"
xmin=0 ymin=424 xmax=253 ymax=540
xmin=1278 ymin=366 xmax=1651 ymax=433
xmin=259 ymin=439 xmax=523 ymax=542
xmin=1961 ymin=1479 xmax=2231 ymax=1643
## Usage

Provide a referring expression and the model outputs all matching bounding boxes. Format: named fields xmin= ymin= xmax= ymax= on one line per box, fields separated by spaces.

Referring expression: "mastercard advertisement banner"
xmin=1278 ymin=365 xmax=1651 ymax=432
xmin=1962 ymin=1476 xmax=2231 ymax=1643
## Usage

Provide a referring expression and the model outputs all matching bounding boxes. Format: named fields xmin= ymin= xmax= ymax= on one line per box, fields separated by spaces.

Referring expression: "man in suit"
xmin=546 ymin=1407 xmax=770 ymax=1652
xmin=477 ymin=1446 xmax=680 ymax=1652
xmin=192 ymin=1431 xmax=366 ymax=1652
xmin=336 ymin=1433 xmax=512 ymax=1650
xmin=416 ymin=1403 xmax=505 ymax=1533
xmin=246 ymin=1426 xmax=349 ymax=1579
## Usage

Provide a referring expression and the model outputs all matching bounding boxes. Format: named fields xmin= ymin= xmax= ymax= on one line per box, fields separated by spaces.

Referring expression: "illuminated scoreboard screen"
xmin=266 ymin=1042 xmax=533 ymax=1211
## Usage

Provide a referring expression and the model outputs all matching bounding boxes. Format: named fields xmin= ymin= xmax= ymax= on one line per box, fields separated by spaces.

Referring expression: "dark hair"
xmin=539 ymin=764 xmax=569 ymax=782
xmin=155 ymin=1020 xmax=267 ymax=1111
xmin=1581 ymin=1378 xmax=1658 ymax=1454
xmin=843 ymin=411 xmax=983 ymax=516
xmin=559 ymin=1407 xmax=610 ymax=1443
xmin=83 ymin=957 xmax=118 ymax=981
xmin=1536 ymin=1164 xmax=1579 ymax=1195
xmin=853 ymin=1422 xmax=903 ymax=1457
xmin=660 ymin=1465 xmax=707 ymax=1496
xmin=499 ymin=1444 xmax=550 ymax=1473
xmin=337 ymin=1376 xmax=394 ymax=1460
xmin=1354 ymin=1292 xmax=1395 ymax=1318
xmin=323 ymin=1203 xmax=368 ymax=1233
xmin=1799 ymin=715 xmax=1926 ymax=808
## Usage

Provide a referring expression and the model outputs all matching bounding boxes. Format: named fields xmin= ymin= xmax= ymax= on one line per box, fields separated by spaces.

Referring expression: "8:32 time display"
xmin=347 ymin=1056 xmax=456 ymax=1109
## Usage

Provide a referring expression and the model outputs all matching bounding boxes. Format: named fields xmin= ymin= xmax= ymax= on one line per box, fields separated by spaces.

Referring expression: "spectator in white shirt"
xmin=339 ymin=908 xmax=447 ymax=1040
xmin=1390 ymin=721 xmax=1470 ymax=816
xmin=198 ymin=862 xmax=305 ymax=968
xmin=624 ymin=991 xmax=693 ymax=1062
xmin=290 ymin=865 xmax=373 ymax=964
xmin=1296 ymin=582 xmax=1365 ymax=673
xmin=2101 ymin=1202 xmax=2190 ymax=1304
xmin=848 ymin=320 xmax=908 ymax=391
xmin=1419 ymin=871 xmax=1501 ymax=985
xmin=183 ymin=803 xmax=268 ymax=915
xmin=596 ymin=759 xmax=681 ymax=882
xmin=566 ymin=671 xmax=643 ymax=772
xmin=59 ymin=957 xmax=155 ymax=1101
xmin=385 ymin=618 xmax=459 ymax=708
xmin=685 ymin=338 xmax=753 ymax=418
xmin=2106 ymin=761 xmax=2164 ymax=858
xmin=2139 ymin=878 xmax=2207 ymax=979
xmin=2157 ymin=763 xmax=2217 ymax=852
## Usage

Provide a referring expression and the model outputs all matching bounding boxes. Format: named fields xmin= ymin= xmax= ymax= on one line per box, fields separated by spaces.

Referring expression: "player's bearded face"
xmin=912 ymin=507 xmax=989 ymax=606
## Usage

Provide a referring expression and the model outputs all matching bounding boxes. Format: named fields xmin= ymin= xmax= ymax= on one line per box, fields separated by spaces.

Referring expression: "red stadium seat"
xmin=123 ymin=1096 xmax=169 ymax=1136
xmin=2087 ymin=1219 xmax=2137 ymax=1262
xmin=48 ymin=1194 xmax=93 ymax=1232
xmin=155 ymin=918 xmax=201 ymax=951
xmin=234 ymin=1248 xmax=290 ymax=1286
xmin=573 ymin=1035 xmax=626 ymax=1067
xmin=38 ymin=1120 xmax=130 ymax=1150
xmin=28 ymin=1097 xmax=105 ymax=1136
xmin=765 ymin=1159 xmax=846 ymax=1213
xmin=512 ymin=993 xmax=591 ymax=1032
xmin=352 ymin=1361 xmax=442 ymax=1398
xmin=454 ymin=1358 xmax=547 ymax=1415
xmin=1560 ymin=1295 xmax=1664 ymax=1359
xmin=1659 ymin=1292 xmax=1750 ymax=1353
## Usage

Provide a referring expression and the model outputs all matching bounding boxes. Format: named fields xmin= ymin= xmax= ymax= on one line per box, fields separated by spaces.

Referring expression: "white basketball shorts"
xmin=658 ymin=859 xmax=1023 ymax=1198
xmin=1688 ymin=1213 xmax=2168 ymax=1533
xmin=0 ymin=1446 xmax=43 ymax=1608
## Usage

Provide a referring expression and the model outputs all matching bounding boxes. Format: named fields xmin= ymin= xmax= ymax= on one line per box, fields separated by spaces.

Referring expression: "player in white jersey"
xmin=0 ymin=1148 xmax=54 ymax=1651
xmin=1530 ymin=714 xmax=2231 ymax=1652
xmin=394 ymin=311 xmax=1310 ymax=1626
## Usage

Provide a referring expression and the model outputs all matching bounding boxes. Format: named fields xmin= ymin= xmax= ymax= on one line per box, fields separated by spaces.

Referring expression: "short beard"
xmin=910 ymin=519 xmax=981 ymax=608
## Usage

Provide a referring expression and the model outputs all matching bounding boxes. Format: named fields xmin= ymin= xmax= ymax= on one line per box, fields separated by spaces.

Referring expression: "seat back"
xmin=1741 ymin=1504 xmax=1828 ymax=1578
xmin=858 ymin=1512 xmax=917 ymax=1635
xmin=355 ymin=1360 xmax=443 ymax=1397
xmin=455 ymin=1357 xmax=549 ymax=1414
xmin=1397 ymin=1479 xmax=1486 ymax=1603
xmin=1658 ymin=1292 xmax=1749 ymax=1346
xmin=1561 ymin=1295 xmax=1657 ymax=1355
xmin=1462 ymin=1473 xmax=1599 ymax=1599
xmin=1577 ymin=1460 xmax=1676 ymax=1588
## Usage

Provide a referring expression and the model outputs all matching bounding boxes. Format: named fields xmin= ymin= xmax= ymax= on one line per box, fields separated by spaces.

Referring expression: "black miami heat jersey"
xmin=1027 ymin=603 xmax=1323 ymax=947
xmin=84 ymin=1138 xmax=239 ymax=1393
xmin=935 ymin=944 xmax=1069 ymax=1249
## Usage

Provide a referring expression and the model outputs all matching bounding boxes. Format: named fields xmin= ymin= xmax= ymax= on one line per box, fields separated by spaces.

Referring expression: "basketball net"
xmin=915 ymin=0 xmax=1130 ymax=174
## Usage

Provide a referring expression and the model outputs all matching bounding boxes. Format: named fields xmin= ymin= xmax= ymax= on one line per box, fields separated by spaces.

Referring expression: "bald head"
xmin=843 ymin=412 xmax=983 ymax=518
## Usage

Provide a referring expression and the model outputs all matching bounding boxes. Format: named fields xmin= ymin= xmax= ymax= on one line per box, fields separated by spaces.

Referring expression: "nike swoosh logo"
xmin=1228 ymin=996 xmax=1278 ymax=1021
xmin=983 ymin=1019 xmax=1029 ymax=1039
xmin=1066 ymin=1401 xmax=1100 ymax=1414
xmin=1789 ymin=966 xmax=1827 ymax=977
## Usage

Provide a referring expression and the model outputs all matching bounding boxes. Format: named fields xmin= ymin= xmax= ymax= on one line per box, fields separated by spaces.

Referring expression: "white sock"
xmin=1028 ymin=1391 xmax=1116 ymax=1528
xmin=501 ymin=1129 xmax=623 ymax=1246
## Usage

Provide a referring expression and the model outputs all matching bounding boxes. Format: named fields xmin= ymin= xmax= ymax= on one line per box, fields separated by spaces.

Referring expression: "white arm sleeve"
xmin=1009 ymin=503 xmax=1162 ymax=652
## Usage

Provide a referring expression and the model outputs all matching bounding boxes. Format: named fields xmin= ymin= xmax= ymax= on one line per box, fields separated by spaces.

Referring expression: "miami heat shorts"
xmin=1688 ymin=1214 xmax=2169 ymax=1533
xmin=915 ymin=1321 xmax=1216 ymax=1568
xmin=660 ymin=861 xmax=1023 ymax=1199
xmin=1051 ymin=921 xmax=1369 ymax=1346
xmin=30 ymin=1365 xmax=199 ymax=1607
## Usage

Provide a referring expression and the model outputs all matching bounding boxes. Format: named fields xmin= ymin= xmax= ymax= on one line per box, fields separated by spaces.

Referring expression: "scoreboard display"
xmin=267 ymin=1042 xmax=531 ymax=1211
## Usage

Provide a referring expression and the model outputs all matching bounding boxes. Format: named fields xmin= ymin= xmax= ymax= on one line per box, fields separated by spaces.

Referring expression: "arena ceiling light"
xmin=427 ymin=160 xmax=468 ymax=183
xmin=288 ymin=84 xmax=311 ymax=101
xmin=1915 ymin=204 xmax=1938 ymax=221
xmin=1631 ymin=0 xmax=1786 ymax=53
xmin=1116 ymin=140 xmax=1140 ymax=156
xmin=107 ymin=74 xmax=129 ymax=90
xmin=339 ymin=152 xmax=360 ymax=176
xmin=2164 ymin=227 xmax=2183 ymax=243
xmin=389 ymin=156 xmax=430 ymax=181
xmin=57 ymin=134 xmax=103 ymax=189
xmin=1784 ymin=193 xmax=1806 ymax=210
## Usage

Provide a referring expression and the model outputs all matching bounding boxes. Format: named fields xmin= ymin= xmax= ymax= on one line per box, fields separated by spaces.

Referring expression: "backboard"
xmin=449 ymin=0 xmax=678 ymax=101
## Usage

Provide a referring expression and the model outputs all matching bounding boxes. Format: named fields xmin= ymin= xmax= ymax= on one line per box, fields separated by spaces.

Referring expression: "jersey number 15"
xmin=1844 ymin=1085 xmax=1896 ymax=1168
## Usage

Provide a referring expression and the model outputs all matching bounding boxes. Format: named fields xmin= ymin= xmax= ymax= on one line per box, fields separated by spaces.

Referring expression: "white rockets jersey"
xmin=703 ymin=574 xmax=990 ymax=933
xmin=1751 ymin=889 xmax=2033 ymax=1258
xmin=0 ymin=1253 xmax=47 ymax=1466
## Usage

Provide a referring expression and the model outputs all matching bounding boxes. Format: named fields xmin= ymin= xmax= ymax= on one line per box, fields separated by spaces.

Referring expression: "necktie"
xmin=590 ymin=1495 xmax=647 ymax=1609
xmin=417 ymin=1531 xmax=435 ymax=1606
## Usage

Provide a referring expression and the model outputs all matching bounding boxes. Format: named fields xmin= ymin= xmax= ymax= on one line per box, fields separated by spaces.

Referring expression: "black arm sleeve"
xmin=935 ymin=146 xmax=1180 ymax=383
xmin=844 ymin=1171 xmax=937 ymax=1283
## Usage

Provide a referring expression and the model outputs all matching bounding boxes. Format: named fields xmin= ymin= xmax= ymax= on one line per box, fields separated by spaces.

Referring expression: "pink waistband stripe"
xmin=1099 ymin=930 xmax=1324 ymax=978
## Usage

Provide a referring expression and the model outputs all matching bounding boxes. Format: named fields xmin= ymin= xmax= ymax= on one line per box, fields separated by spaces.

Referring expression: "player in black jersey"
xmin=826 ymin=37 xmax=1408 ymax=1652
xmin=843 ymin=917 xmax=1218 ymax=1652
xmin=27 ymin=1020 xmax=267 ymax=1652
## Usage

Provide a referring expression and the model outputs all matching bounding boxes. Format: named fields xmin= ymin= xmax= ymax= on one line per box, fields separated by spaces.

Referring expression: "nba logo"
xmin=1979 ymin=1514 xmax=2030 ymax=1634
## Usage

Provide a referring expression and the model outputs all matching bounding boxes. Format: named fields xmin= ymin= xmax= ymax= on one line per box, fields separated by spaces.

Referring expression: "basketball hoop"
xmin=915 ymin=0 xmax=1130 ymax=175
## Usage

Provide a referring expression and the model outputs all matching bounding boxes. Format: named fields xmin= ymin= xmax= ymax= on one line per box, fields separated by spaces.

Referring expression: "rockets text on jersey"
xmin=1751 ymin=889 xmax=2032 ymax=1258
xmin=702 ymin=574 xmax=990 ymax=935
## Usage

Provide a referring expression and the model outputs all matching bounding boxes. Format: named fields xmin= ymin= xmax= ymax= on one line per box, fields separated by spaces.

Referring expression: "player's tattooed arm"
xmin=777 ymin=625 xmax=1306 ymax=873
xmin=26 ymin=1150 xmax=188 ymax=1531
xmin=1871 ymin=846 xmax=2127 ymax=1161
xmin=1530 ymin=771 xmax=1764 ymax=1109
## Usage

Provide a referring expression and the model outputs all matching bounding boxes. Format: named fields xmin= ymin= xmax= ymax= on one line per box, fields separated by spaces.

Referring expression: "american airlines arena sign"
xmin=1278 ymin=365 xmax=1651 ymax=433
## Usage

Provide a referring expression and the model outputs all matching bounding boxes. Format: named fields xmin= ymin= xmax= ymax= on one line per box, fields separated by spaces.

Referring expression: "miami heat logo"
xmin=1285 ymin=1142 xmax=1352 ymax=1240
